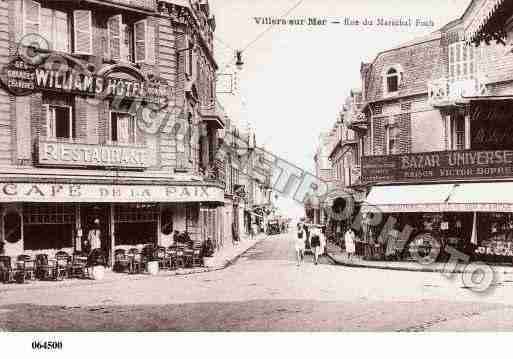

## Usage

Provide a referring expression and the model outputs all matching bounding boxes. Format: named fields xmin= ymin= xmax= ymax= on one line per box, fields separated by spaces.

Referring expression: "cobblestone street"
xmin=2 ymin=232 xmax=513 ymax=331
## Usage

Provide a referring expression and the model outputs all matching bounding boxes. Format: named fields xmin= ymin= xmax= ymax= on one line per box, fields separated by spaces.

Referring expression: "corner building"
xmin=355 ymin=0 xmax=513 ymax=262
xmin=0 ymin=0 xmax=226 ymax=265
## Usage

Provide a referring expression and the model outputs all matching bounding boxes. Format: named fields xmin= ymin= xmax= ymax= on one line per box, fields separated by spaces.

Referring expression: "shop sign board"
xmin=0 ymin=56 xmax=171 ymax=104
xmin=362 ymin=202 xmax=513 ymax=213
xmin=362 ymin=149 xmax=513 ymax=184
xmin=0 ymin=183 xmax=224 ymax=203
xmin=38 ymin=141 xmax=149 ymax=169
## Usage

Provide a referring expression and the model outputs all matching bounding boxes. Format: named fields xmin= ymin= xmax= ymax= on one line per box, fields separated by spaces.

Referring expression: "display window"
xmin=476 ymin=213 xmax=513 ymax=257
xmin=23 ymin=204 xmax=75 ymax=250
xmin=114 ymin=204 xmax=159 ymax=246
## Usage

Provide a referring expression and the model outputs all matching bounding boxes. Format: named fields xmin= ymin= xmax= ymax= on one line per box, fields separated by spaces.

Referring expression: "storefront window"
xmin=114 ymin=204 xmax=158 ymax=246
xmin=23 ymin=204 xmax=75 ymax=250
xmin=477 ymin=213 xmax=513 ymax=258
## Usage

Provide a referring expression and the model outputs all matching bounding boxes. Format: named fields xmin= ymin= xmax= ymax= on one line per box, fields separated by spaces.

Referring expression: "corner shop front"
xmin=1 ymin=181 xmax=225 ymax=266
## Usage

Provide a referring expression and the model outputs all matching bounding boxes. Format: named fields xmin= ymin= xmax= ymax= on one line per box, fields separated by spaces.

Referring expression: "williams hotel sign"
xmin=0 ymin=56 xmax=171 ymax=104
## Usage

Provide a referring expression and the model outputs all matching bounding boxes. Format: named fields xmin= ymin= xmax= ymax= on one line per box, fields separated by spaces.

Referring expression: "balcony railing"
xmin=98 ymin=0 xmax=156 ymax=11
xmin=428 ymin=75 xmax=489 ymax=106
xmin=203 ymin=159 xmax=226 ymax=187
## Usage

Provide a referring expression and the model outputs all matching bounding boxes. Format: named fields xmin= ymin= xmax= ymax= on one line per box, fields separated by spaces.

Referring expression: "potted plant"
xmin=143 ymin=244 xmax=159 ymax=275
xmin=88 ymin=249 xmax=107 ymax=280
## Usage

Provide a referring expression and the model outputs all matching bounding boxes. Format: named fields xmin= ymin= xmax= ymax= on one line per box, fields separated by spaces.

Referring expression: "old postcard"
xmin=0 ymin=0 xmax=512 ymax=357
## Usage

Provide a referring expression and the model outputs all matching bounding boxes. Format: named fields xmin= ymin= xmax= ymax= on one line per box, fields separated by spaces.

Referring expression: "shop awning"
xmin=363 ymin=182 xmax=513 ymax=213
xmin=449 ymin=182 xmax=513 ymax=212
xmin=362 ymin=184 xmax=456 ymax=213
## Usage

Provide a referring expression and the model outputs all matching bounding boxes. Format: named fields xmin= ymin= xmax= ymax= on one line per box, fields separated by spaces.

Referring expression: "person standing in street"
xmin=232 ymin=222 xmax=239 ymax=245
xmin=345 ymin=227 xmax=356 ymax=262
xmin=310 ymin=225 xmax=321 ymax=265
xmin=295 ymin=225 xmax=305 ymax=266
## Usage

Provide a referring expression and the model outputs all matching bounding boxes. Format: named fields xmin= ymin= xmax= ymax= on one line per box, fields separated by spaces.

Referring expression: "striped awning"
xmin=465 ymin=0 xmax=507 ymax=43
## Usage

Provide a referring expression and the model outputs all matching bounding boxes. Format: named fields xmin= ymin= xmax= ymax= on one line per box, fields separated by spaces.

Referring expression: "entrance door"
xmin=81 ymin=204 xmax=111 ymax=265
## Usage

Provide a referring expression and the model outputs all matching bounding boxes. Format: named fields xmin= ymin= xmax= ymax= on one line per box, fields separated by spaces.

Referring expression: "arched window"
xmin=386 ymin=68 xmax=399 ymax=93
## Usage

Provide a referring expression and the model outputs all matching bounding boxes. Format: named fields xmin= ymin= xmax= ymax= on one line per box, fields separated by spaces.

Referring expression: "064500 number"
xmin=31 ymin=341 xmax=63 ymax=350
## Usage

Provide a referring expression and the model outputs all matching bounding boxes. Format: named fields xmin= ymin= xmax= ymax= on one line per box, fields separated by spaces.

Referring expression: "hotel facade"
xmin=0 ymin=0 xmax=235 ymax=265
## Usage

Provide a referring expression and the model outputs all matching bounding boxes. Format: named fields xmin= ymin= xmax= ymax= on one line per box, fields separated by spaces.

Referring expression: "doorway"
xmin=81 ymin=204 xmax=111 ymax=265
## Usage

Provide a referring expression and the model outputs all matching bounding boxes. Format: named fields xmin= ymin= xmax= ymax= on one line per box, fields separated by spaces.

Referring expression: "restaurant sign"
xmin=0 ymin=57 xmax=171 ymax=104
xmin=0 ymin=183 xmax=224 ymax=203
xmin=38 ymin=141 xmax=149 ymax=169
xmin=362 ymin=149 xmax=513 ymax=184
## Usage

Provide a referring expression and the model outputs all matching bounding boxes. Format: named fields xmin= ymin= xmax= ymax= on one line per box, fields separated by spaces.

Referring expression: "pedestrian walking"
xmin=310 ymin=225 xmax=322 ymax=265
xmin=232 ymin=222 xmax=239 ymax=246
xmin=295 ymin=225 xmax=305 ymax=266
xmin=345 ymin=227 xmax=356 ymax=261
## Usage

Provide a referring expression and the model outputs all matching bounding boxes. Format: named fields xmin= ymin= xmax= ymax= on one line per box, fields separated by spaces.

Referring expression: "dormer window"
xmin=386 ymin=68 xmax=399 ymax=93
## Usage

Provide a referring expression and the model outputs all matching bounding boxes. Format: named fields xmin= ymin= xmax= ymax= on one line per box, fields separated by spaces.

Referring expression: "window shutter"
xmin=44 ymin=105 xmax=53 ymax=139
xmin=147 ymin=21 xmax=155 ymax=65
xmin=73 ymin=10 xmax=93 ymax=55
xmin=107 ymin=14 xmax=122 ymax=61
xmin=55 ymin=11 xmax=70 ymax=53
xmin=134 ymin=19 xmax=147 ymax=63
xmin=40 ymin=8 xmax=52 ymax=47
xmin=23 ymin=0 xmax=41 ymax=34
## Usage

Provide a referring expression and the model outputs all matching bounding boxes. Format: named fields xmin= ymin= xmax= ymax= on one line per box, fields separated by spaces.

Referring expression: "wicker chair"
xmin=35 ymin=254 xmax=56 ymax=281
xmin=167 ymin=246 xmax=177 ymax=269
xmin=183 ymin=246 xmax=194 ymax=268
xmin=0 ymin=256 xmax=21 ymax=283
xmin=156 ymin=246 xmax=169 ymax=270
xmin=114 ymin=249 xmax=130 ymax=273
xmin=55 ymin=252 xmax=71 ymax=280
xmin=175 ymin=245 xmax=185 ymax=268
xmin=17 ymin=255 xmax=35 ymax=282
xmin=70 ymin=252 xmax=88 ymax=278
xmin=192 ymin=242 xmax=203 ymax=267
xmin=128 ymin=248 xmax=143 ymax=274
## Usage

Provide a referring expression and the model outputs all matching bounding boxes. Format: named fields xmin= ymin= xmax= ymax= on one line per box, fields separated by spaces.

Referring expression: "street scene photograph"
xmin=4 ymin=0 xmax=513 ymax=352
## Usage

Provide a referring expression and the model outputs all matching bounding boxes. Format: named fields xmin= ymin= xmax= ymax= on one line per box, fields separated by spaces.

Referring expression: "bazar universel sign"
xmin=362 ymin=149 xmax=513 ymax=184
xmin=0 ymin=55 xmax=171 ymax=104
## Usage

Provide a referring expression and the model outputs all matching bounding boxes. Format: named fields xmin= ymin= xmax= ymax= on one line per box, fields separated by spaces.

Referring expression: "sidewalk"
xmin=326 ymin=242 xmax=513 ymax=275
xmin=1 ymin=235 xmax=266 ymax=292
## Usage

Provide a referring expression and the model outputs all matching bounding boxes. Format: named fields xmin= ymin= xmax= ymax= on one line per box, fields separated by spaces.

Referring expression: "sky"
xmin=211 ymin=0 xmax=472 ymax=219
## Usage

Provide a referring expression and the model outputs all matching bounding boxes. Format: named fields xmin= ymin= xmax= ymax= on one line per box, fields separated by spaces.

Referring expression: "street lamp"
xmin=235 ymin=50 xmax=244 ymax=70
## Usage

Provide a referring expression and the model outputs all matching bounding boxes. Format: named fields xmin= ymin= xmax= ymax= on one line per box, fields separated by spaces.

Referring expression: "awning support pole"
xmin=471 ymin=212 xmax=478 ymax=245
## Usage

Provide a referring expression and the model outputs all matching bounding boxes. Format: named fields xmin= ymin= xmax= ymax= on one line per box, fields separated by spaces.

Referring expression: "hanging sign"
xmin=0 ymin=56 xmax=36 ymax=96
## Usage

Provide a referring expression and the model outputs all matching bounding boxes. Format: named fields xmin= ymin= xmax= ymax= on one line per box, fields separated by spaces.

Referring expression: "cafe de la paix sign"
xmin=0 ymin=183 xmax=224 ymax=203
